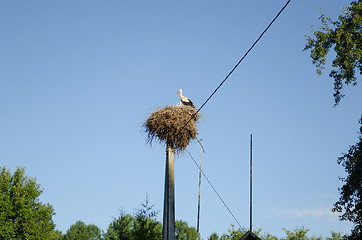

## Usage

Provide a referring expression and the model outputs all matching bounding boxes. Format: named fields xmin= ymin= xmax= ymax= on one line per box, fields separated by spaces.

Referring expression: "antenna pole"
xmin=196 ymin=138 xmax=203 ymax=240
xmin=250 ymin=134 xmax=253 ymax=233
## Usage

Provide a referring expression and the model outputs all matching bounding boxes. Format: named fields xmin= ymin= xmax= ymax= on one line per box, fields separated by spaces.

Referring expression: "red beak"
xmin=176 ymin=90 xmax=180 ymax=94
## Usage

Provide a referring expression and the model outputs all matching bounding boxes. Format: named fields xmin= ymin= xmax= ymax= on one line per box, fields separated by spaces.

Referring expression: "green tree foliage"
xmin=0 ymin=167 xmax=55 ymax=239
xmin=133 ymin=215 xmax=162 ymax=240
xmin=105 ymin=212 xmax=134 ymax=240
xmin=104 ymin=196 xmax=162 ymax=240
xmin=63 ymin=221 xmax=102 ymax=240
xmin=208 ymin=232 xmax=219 ymax=240
xmin=175 ymin=220 xmax=197 ymax=240
xmin=332 ymin=116 xmax=362 ymax=240
xmin=105 ymin=212 xmax=162 ymax=240
xmin=262 ymin=232 xmax=279 ymax=240
xmin=304 ymin=1 xmax=362 ymax=105
xmin=133 ymin=196 xmax=162 ymax=240
xmin=49 ymin=229 xmax=63 ymax=240
xmin=210 ymin=225 xmax=257 ymax=240
xmin=326 ymin=231 xmax=343 ymax=240
xmin=281 ymin=227 xmax=311 ymax=240
xmin=224 ymin=224 xmax=248 ymax=239
xmin=211 ymin=225 xmax=339 ymax=240
xmin=280 ymin=227 xmax=342 ymax=240
xmin=219 ymin=234 xmax=229 ymax=240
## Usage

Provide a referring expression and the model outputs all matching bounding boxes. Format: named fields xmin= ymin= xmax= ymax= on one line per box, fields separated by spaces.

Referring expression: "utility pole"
xmin=196 ymin=138 xmax=203 ymax=240
xmin=163 ymin=144 xmax=175 ymax=240
xmin=250 ymin=134 xmax=253 ymax=233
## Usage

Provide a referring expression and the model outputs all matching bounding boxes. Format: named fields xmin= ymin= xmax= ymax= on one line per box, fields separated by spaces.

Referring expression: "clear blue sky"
xmin=1 ymin=0 xmax=361 ymax=239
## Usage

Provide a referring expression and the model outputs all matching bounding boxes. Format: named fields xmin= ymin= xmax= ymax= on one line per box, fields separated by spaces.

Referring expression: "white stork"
xmin=176 ymin=89 xmax=195 ymax=108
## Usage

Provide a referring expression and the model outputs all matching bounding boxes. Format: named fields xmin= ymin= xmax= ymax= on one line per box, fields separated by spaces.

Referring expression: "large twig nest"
xmin=144 ymin=105 xmax=200 ymax=153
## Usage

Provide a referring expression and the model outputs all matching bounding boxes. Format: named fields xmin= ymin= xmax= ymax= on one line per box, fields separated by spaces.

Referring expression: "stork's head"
xmin=176 ymin=89 xmax=182 ymax=94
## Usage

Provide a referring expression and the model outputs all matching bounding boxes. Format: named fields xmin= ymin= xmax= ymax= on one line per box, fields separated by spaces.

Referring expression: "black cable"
xmin=180 ymin=0 xmax=292 ymax=231
xmin=187 ymin=150 xmax=242 ymax=229
xmin=179 ymin=0 xmax=292 ymax=133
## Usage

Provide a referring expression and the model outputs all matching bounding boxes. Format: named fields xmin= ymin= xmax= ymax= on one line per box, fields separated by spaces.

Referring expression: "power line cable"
xmin=182 ymin=0 xmax=291 ymax=228
xmin=179 ymin=0 xmax=292 ymax=133
xmin=187 ymin=150 xmax=242 ymax=229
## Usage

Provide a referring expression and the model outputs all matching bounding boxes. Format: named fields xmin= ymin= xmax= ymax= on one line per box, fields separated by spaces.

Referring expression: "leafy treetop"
xmin=0 ymin=167 xmax=55 ymax=240
xmin=304 ymin=0 xmax=361 ymax=105
xmin=332 ymin=116 xmax=362 ymax=240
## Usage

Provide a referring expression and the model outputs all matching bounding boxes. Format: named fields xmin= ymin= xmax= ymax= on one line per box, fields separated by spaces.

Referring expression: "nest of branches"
xmin=144 ymin=105 xmax=200 ymax=153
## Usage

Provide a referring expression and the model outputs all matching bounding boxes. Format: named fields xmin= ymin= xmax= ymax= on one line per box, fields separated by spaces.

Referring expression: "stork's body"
xmin=176 ymin=89 xmax=195 ymax=108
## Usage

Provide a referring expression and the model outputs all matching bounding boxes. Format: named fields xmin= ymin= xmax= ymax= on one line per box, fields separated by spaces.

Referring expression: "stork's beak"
xmin=176 ymin=90 xmax=180 ymax=94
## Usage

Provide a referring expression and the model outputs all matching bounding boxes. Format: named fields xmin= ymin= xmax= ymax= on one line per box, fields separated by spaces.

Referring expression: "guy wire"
xmin=187 ymin=150 xmax=242 ymax=229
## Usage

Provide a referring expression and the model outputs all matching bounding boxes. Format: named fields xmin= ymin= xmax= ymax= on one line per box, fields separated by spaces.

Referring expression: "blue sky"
xmin=1 ymin=0 xmax=361 ymax=239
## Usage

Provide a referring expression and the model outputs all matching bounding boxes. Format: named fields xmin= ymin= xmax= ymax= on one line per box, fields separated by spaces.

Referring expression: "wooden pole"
xmin=196 ymin=138 xmax=203 ymax=240
xmin=163 ymin=144 xmax=175 ymax=240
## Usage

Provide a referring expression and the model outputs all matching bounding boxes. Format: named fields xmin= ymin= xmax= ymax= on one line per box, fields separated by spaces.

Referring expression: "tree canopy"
xmin=175 ymin=220 xmax=197 ymax=240
xmin=332 ymin=116 xmax=362 ymax=240
xmin=305 ymin=1 xmax=362 ymax=239
xmin=0 ymin=167 xmax=55 ymax=239
xmin=104 ymin=196 xmax=162 ymax=240
xmin=204 ymin=225 xmax=342 ymax=240
xmin=63 ymin=220 xmax=102 ymax=240
xmin=304 ymin=0 xmax=361 ymax=105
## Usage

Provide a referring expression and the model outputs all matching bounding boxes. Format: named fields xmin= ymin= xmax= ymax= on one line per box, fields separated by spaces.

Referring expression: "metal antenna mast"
xmin=250 ymin=134 xmax=253 ymax=232
xmin=196 ymin=138 xmax=203 ymax=240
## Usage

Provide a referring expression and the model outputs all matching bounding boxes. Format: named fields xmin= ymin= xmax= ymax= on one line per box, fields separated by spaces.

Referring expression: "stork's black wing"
xmin=182 ymin=98 xmax=195 ymax=108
